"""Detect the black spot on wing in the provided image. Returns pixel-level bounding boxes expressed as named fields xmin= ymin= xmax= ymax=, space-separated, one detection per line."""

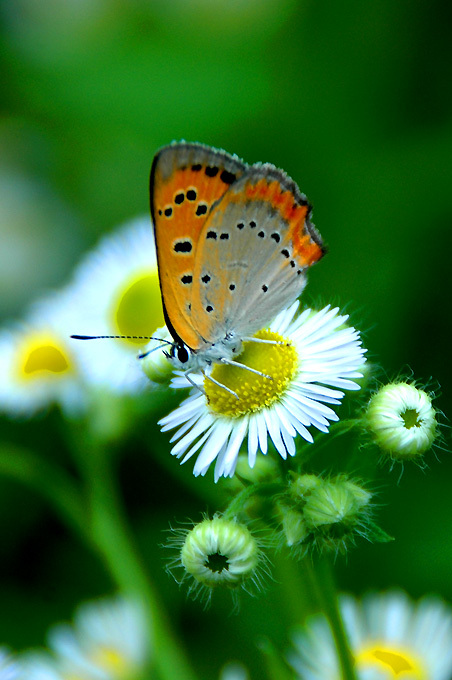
xmin=220 ymin=169 xmax=236 ymax=184
xmin=196 ymin=203 xmax=208 ymax=216
xmin=174 ymin=240 xmax=193 ymax=253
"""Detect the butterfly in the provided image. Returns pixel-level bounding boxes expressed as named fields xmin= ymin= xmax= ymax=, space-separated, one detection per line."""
xmin=149 ymin=142 xmax=325 ymax=391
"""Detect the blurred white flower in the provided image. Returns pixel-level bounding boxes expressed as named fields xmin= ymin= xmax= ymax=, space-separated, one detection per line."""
xmin=23 ymin=595 xmax=151 ymax=680
xmin=289 ymin=591 xmax=452 ymax=680
xmin=68 ymin=216 xmax=165 ymax=394
xmin=0 ymin=289 xmax=86 ymax=418
xmin=219 ymin=661 xmax=249 ymax=680
xmin=0 ymin=648 xmax=22 ymax=680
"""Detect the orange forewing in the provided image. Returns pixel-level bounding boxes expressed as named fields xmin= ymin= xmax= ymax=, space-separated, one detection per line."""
xmin=150 ymin=145 xmax=247 ymax=349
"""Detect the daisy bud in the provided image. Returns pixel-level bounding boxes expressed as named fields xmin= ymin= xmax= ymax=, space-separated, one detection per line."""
xmin=140 ymin=326 xmax=174 ymax=384
xmin=285 ymin=475 xmax=372 ymax=553
xmin=278 ymin=504 xmax=308 ymax=547
xmin=365 ymin=382 xmax=437 ymax=462
xmin=234 ymin=454 xmax=280 ymax=484
xmin=169 ymin=517 xmax=266 ymax=600
xmin=289 ymin=473 xmax=321 ymax=500
xmin=303 ymin=477 xmax=370 ymax=531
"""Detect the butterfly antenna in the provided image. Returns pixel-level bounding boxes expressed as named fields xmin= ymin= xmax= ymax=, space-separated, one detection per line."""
xmin=71 ymin=334 xmax=173 ymax=345
xmin=138 ymin=344 xmax=171 ymax=360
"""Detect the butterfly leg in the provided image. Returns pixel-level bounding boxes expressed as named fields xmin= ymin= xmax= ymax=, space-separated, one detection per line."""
xmin=184 ymin=370 xmax=207 ymax=395
xmin=201 ymin=370 xmax=239 ymax=400
xmin=242 ymin=337 xmax=287 ymax=346
xmin=219 ymin=358 xmax=273 ymax=380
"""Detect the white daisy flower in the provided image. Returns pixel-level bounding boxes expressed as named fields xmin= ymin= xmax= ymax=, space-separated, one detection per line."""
xmin=0 ymin=289 xmax=86 ymax=418
xmin=68 ymin=216 xmax=165 ymax=393
xmin=289 ymin=591 xmax=452 ymax=680
xmin=160 ymin=303 xmax=366 ymax=481
xmin=23 ymin=595 xmax=150 ymax=680
xmin=0 ymin=649 xmax=22 ymax=680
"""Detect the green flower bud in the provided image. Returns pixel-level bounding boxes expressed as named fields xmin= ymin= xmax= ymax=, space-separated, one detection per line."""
xmin=304 ymin=480 xmax=365 ymax=529
xmin=284 ymin=475 xmax=373 ymax=554
xmin=366 ymin=382 xmax=437 ymax=462
xmin=168 ymin=517 xmax=266 ymax=601
xmin=289 ymin=473 xmax=321 ymax=501
xmin=140 ymin=327 xmax=174 ymax=384
xmin=235 ymin=454 xmax=280 ymax=483
xmin=278 ymin=505 xmax=309 ymax=547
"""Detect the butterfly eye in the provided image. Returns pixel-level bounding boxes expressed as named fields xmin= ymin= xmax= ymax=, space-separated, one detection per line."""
xmin=173 ymin=344 xmax=190 ymax=364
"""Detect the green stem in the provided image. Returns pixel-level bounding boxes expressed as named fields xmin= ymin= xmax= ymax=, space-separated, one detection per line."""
xmin=0 ymin=445 xmax=86 ymax=539
xmin=73 ymin=437 xmax=198 ymax=680
xmin=223 ymin=481 xmax=283 ymax=519
xmin=305 ymin=557 xmax=357 ymax=680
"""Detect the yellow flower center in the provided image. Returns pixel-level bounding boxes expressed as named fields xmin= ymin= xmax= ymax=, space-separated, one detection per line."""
xmin=62 ymin=647 xmax=132 ymax=680
xmin=91 ymin=646 xmax=131 ymax=677
xmin=402 ymin=408 xmax=422 ymax=429
xmin=111 ymin=270 xmax=164 ymax=346
xmin=16 ymin=333 xmax=72 ymax=381
xmin=206 ymin=330 xmax=297 ymax=417
xmin=357 ymin=643 xmax=425 ymax=678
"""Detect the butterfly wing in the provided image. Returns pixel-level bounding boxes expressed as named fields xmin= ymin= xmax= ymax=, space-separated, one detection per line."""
xmin=150 ymin=142 xmax=248 ymax=350
xmin=190 ymin=163 xmax=325 ymax=343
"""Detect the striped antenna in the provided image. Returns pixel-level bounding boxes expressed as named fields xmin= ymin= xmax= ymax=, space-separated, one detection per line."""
xmin=70 ymin=334 xmax=172 ymax=345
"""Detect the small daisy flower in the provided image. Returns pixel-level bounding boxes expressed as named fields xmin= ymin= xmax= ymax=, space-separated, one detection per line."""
xmin=0 ymin=649 xmax=22 ymax=680
xmin=289 ymin=591 xmax=452 ymax=680
xmin=68 ymin=216 xmax=165 ymax=393
xmin=160 ymin=303 xmax=366 ymax=481
xmin=0 ymin=291 xmax=86 ymax=418
xmin=22 ymin=595 xmax=150 ymax=680
xmin=167 ymin=516 xmax=267 ymax=602
xmin=365 ymin=382 xmax=437 ymax=463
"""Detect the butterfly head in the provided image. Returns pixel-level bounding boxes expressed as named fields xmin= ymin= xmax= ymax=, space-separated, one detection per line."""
xmin=165 ymin=332 xmax=244 ymax=373
xmin=165 ymin=341 xmax=192 ymax=369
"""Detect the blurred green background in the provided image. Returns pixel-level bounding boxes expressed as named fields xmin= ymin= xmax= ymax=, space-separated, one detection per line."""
xmin=1 ymin=1 xmax=451 ymax=677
